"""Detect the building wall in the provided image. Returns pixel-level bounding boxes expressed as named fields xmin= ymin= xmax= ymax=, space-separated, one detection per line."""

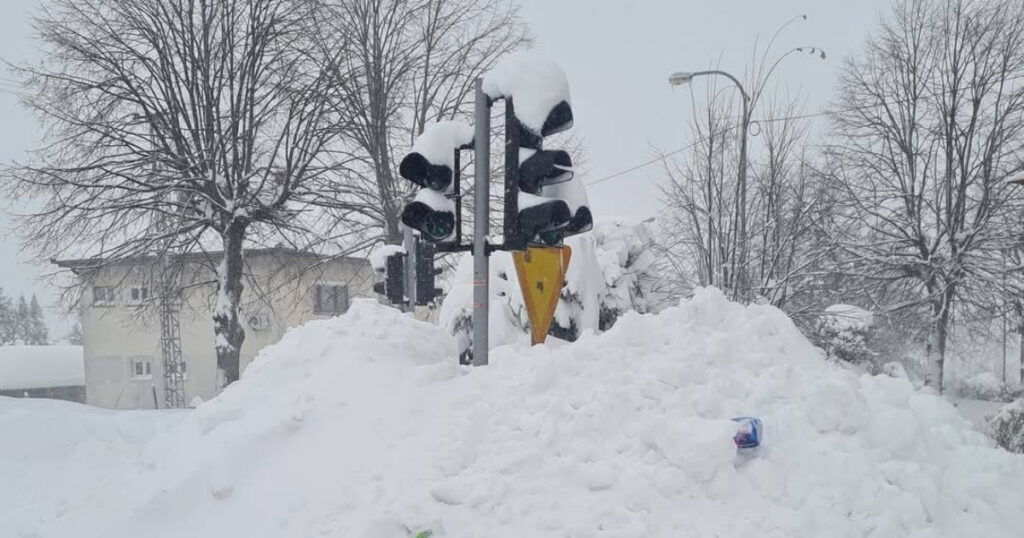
xmin=79 ymin=253 xmax=373 ymax=409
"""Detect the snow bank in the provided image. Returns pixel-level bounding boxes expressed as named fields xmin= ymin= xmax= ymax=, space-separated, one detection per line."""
xmin=0 ymin=398 xmax=183 ymax=533
xmin=5 ymin=291 xmax=1024 ymax=537
xmin=0 ymin=344 xmax=83 ymax=390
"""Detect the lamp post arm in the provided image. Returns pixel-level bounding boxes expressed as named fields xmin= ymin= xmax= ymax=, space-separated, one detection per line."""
xmin=687 ymin=70 xmax=750 ymax=104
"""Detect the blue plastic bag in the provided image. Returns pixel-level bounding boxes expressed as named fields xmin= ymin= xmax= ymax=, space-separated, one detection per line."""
xmin=731 ymin=416 xmax=763 ymax=449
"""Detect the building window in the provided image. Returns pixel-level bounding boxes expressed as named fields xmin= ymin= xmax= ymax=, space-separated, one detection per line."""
xmin=128 ymin=286 xmax=149 ymax=305
xmin=313 ymin=283 xmax=349 ymax=315
xmin=92 ymin=286 xmax=117 ymax=306
xmin=130 ymin=359 xmax=152 ymax=380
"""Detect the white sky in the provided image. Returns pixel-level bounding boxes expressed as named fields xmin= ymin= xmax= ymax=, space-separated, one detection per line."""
xmin=0 ymin=0 xmax=894 ymax=332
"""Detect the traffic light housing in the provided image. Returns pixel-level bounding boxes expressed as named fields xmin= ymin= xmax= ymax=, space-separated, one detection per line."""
xmin=401 ymin=189 xmax=455 ymax=242
xmin=414 ymin=241 xmax=443 ymax=306
xmin=399 ymin=121 xmax=473 ymax=244
xmin=504 ymin=96 xmax=592 ymax=248
xmin=372 ymin=252 xmax=405 ymax=305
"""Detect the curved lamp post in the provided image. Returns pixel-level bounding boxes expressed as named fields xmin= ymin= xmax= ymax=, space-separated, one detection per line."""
xmin=668 ymin=70 xmax=750 ymax=299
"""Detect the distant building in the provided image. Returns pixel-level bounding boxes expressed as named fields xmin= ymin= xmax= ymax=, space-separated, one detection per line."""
xmin=53 ymin=247 xmax=373 ymax=409
xmin=0 ymin=345 xmax=85 ymax=403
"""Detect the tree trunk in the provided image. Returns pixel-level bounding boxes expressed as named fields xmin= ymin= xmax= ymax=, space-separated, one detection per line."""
xmin=925 ymin=289 xmax=953 ymax=393
xmin=213 ymin=222 xmax=247 ymax=387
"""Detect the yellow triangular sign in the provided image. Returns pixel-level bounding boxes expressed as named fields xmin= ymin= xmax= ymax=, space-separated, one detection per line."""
xmin=512 ymin=245 xmax=572 ymax=345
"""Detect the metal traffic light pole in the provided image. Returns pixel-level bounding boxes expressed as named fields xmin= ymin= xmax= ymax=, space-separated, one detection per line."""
xmin=471 ymin=78 xmax=490 ymax=366
xmin=402 ymin=225 xmax=417 ymax=313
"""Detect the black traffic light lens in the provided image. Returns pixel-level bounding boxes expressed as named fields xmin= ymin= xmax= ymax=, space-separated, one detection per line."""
xmin=519 ymin=150 xmax=574 ymax=194
xmin=566 ymin=206 xmax=592 ymax=235
xmin=402 ymin=201 xmax=454 ymax=242
xmin=518 ymin=198 xmax=570 ymax=241
xmin=399 ymin=152 xmax=453 ymax=191
xmin=425 ymin=212 xmax=455 ymax=240
xmin=541 ymin=101 xmax=574 ymax=137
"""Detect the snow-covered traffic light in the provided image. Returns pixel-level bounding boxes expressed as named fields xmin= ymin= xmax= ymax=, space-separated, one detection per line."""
xmin=484 ymin=54 xmax=592 ymax=248
xmin=371 ymin=248 xmax=405 ymax=306
xmin=399 ymin=121 xmax=474 ymax=243
xmin=414 ymin=241 xmax=443 ymax=305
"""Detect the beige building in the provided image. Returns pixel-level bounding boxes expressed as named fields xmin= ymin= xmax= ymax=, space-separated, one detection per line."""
xmin=54 ymin=247 xmax=374 ymax=409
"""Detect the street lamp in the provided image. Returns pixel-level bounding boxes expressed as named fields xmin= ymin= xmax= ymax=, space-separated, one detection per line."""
xmin=668 ymin=69 xmax=751 ymax=300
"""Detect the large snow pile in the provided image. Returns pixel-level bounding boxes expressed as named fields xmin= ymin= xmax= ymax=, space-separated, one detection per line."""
xmin=5 ymin=290 xmax=1024 ymax=537
xmin=0 ymin=344 xmax=83 ymax=390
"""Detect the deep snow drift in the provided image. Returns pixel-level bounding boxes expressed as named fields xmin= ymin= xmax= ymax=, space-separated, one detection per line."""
xmin=4 ymin=289 xmax=1024 ymax=537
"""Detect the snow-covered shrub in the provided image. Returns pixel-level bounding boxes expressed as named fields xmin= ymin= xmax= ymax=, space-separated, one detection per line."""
xmin=814 ymin=304 xmax=875 ymax=365
xmin=554 ymin=219 xmax=673 ymax=339
xmin=880 ymin=361 xmax=908 ymax=380
xmin=988 ymin=399 xmax=1024 ymax=453
xmin=951 ymin=372 xmax=1007 ymax=401
xmin=439 ymin=219 xmax=672 ymax=356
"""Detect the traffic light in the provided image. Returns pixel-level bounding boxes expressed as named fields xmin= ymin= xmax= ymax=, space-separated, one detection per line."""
xmin=372 ymin=252 xmax=405 ymax=305
xmin=399 ymin=121 xmax=473 ymax=243
xmin=414 ymin=241 xmax=443 ymax=305
xmin=502 ymin=88 xmax=591 ymax=247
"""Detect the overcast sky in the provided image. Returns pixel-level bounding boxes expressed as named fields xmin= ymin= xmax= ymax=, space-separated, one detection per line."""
xmin=0 ymin=0 xmax=894 ymax=332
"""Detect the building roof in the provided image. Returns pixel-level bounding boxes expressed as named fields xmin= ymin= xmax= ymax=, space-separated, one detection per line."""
xmin=0 ymin=345 xmax=85 ymax=390
xmin=51 ymin=246 xmax=367 ymax=273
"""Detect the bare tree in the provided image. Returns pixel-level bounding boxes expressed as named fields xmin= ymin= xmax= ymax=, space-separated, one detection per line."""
xmin=7 ymin=0 xmax=346 ymax=386
xmin=317 ymin=0 xmax=530 ymax=245
xmin=660 ymin=86 xmax=832 ymax=317
xmin=826 ymin=0 xmax=1024 ymax=391
xmin=661 ymin=87 xmax=741 ymax=292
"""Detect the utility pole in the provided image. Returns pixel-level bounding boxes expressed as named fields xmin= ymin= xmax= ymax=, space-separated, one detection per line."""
xmin=402 ymin=225 xmax=417 ymax=313
xmin=142 ymin=110 xmax=186 ymax=409
xmin=158 ymin=248 xmax=186 ymax=409
xmin=471 ymin=79 xmax=490 ymax=366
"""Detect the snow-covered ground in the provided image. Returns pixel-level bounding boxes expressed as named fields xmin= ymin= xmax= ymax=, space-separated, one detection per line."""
xmin=4 ymin=288 xmax=1024 ymax=537
xmin=953 ymin=398 xmax=1005 ymax=432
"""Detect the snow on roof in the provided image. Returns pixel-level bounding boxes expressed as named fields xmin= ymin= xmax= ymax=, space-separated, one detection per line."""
xmin=0 ymin=345 xmax=84 ymax=390
xmin=483 ymin=51 xmax=571 ymax=136
xmin=411 ymin=121 xmax=473 ymax=170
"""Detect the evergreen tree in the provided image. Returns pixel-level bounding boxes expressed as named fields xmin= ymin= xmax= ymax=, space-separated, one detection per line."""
xmin=28 ymin=295 xmax=48 ymax=345
xmin=67 ymin=322 xmax=83 ymax=346
xmin=0 ymin=288 xmax=13 ymax=344
xmin=15 ymin=295 xmax=28 ymax=344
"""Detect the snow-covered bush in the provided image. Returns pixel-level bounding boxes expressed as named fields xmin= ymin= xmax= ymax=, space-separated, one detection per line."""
xmin=439 ymin=219 xmax=672 ymax=357
xmin=988 ymin=399 xmax=1024 ymax=453
xmin=814 ymin=304 xmax=875 ymax=365
xmin=951 ymin=372 xmax=1007 ymax=401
